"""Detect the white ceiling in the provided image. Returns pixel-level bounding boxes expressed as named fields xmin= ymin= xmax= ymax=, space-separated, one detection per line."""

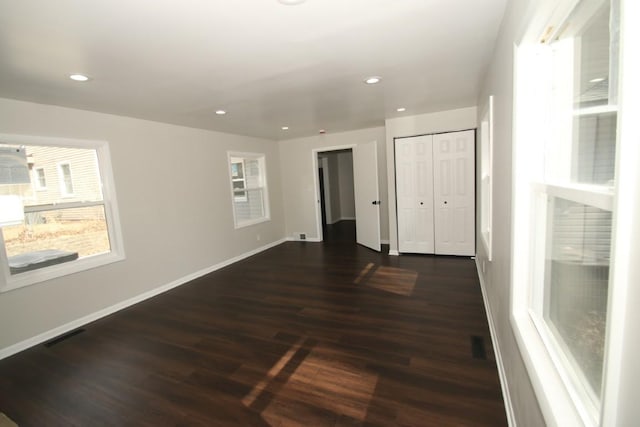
xmin=0 ymin=0 xmax=507 ymax=140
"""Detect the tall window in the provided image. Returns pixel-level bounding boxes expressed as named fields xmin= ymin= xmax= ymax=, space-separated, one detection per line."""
xmin=0 ymin=135 xmax=124 ymax=291
xmin=512 ymin=0 xmax=621 ymax=424
xmin=34 ymin=168 xmax=46 ymax=190
xmin=228 ymin=152 xmax=269 ymax=228
xmin=58 ymin=162 xmax=74 ymax=196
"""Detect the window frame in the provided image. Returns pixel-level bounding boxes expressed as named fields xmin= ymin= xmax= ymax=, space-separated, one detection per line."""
xmin=510 ymin=0 xmax=631 ymax=425
xmin=227 ymin=151 xmax=270 ymax=229
xmin=0 ymin=134 xmax=125 ymax=292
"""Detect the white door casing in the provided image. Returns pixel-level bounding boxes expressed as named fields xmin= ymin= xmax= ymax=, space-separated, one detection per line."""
xmin=395 ymin=135 xmax=435 ymax=253
xmin=353 ymin=141 xmax=381 ymax=251
xmin=432 ymin=130 xmax=475 ymax=256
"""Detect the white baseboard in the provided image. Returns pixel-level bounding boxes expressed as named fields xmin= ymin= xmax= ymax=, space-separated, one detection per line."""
xmin=475 ymin=259 xmax=517 ymax=427
xmin=388 ymin=249 xmax=399 ymax=256
xmin=0 ymin=238 xmax=287 ymax=361
xmin=339 ymin=216 xmax=356 ymax=221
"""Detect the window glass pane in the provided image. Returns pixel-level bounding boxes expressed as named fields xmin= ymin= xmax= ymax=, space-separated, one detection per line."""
xmin=543 ymin=197 xmax=611 ymax=397
xmin=3 ymin=205 xmax=111 ymax=275
xmin=574 ymin=3 xmax=613 ymax=109
xmin=548 ymin=1 xmax=618 ymax=186
xmin=575 ymin=112 xmax=617 ymax=185
xmin=233 ymin=188 xmax=264 ymax=223
xmin=0 ymin=145 xmax=103 ymax=205
xmin=231 ymin=161 xmax=244 ymax=179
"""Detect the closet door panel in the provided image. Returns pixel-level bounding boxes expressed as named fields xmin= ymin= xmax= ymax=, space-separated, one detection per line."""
xmin=433 ymin=130 xmax=475 ymax=256
xmin=396 ymin=135 xmax=434 ymax=253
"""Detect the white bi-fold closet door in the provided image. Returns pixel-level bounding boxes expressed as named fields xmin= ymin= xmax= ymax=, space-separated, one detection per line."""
xmin=395 ymin=130 xmax=475 ymax=256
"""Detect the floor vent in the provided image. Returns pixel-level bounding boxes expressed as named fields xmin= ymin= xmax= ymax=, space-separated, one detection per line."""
xmin=44 ymin=328 xmax=86 ymax=348
xmin=299 ymin=233 xmax=306 ymax=240
xmin=470 ymin=335 xmax=487 ymax=360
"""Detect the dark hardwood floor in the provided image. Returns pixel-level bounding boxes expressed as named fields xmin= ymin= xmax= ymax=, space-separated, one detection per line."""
xmin=0 ymin=221 xmax=507 ymax=426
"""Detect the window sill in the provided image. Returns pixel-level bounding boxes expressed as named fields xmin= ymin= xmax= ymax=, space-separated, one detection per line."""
xmin=234 ymin=217 xmax=270 ymax=229
xmin=1 ymin=251 xmax=125 ymax=293
xmin=511 ymin=309 xmax=596 ymax=427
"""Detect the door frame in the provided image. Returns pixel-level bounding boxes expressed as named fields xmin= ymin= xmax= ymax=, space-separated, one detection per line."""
xmin=312 ymin=144 xmax=356 ymax=242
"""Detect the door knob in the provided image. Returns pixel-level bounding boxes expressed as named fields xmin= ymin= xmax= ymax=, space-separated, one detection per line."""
xmin=420 ymin=202 xmax=424 ymax=205
xmin=444 ymin=201 xmax=448 ymax=204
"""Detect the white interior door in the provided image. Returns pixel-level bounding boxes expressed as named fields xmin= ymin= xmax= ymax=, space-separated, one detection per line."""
xmin=396 ymin=135 xmax=435 ymax=253
xmin=433 ymin=130 xmax=475 ymax=256
xmin=353 ymin=141 xmax=381 ymax=251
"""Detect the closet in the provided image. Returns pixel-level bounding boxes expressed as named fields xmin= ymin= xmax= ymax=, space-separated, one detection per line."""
xmin=395 ymin=129 xmax=475 ymax=256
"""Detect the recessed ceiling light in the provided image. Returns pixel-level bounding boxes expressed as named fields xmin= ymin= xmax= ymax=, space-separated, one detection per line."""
xmin=397 ymin=107 xmax=406 ymax=112
xmin=278 ymin=0 xmax=306 ymax=4
xmin=364 ymin=76 xmax=381 ymax=85
xmin=281 ymin=126 xmax=289 ymax=130
xmin=69 ymin=74 xmax=90 ymax=82
xmin=589 ymin=77 xmax=605 ymax=83
xmin=215 ymin=110 xmax=227 ymax=115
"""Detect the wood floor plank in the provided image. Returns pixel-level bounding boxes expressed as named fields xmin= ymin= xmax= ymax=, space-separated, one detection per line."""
xmin=0 ymin=221 xmax=507 ymax=426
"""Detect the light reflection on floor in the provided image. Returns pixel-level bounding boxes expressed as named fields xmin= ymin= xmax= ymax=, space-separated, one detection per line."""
xmin=242 ymin=340 xmax=379 ymax=424
xmin=355 ymin=263 xmax=419 ymax=296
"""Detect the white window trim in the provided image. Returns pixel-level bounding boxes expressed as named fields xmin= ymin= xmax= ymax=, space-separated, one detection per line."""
xmin=480 ymin=95 xmax=494 ymax=261
xmin=227 ymin=151 xmax=270 ymax=229
xmin=33 ymin=167 xmax=47 ymax=191
xmin=511 ymin=39 xmax=598 ymax=426
xmin=0 ymin=134 xmax=125 ymax=293
xmin=57 ymin=162 xmax=75 ymax=197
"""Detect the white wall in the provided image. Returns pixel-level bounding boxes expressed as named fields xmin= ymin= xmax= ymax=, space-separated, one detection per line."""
xmin=0 ymin=97 xmax=285 ymax=352
xmin=326 ymin=154 xmax=342 ymax=223
xmin=385 ymin=107 xmax=477 ymax=253
xmin=337 ymin=151 xmax=355 ymax=220
xmin=474 ymin=0 xmax=546 ymax=425
xmin=279 ymin=127 xmax=387 ymax=241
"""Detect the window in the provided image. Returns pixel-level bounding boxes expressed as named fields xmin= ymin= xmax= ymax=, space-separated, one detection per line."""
xmin=480 ymin=95 xmax=494 ymax=260
xmin=58 ymin=163 xmax=74 ymax=195
xmin=0 ymin=135 xmax=124 ymax=292
xmin=58 ymin=162 xmax=74 ymax=196
xmin=34 ymin=167 xmax=46 ymax=190
xmin=512 ymin=0 xmax=623 ymax=424
xmin=228 ymin=152 xmax=269 ymax=228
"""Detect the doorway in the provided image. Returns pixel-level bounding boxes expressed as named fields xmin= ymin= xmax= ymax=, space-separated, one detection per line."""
xmin=313 ymin=142 xmax=381 ymax=251
xmin=317 ymin=149 xmax=356 ymax=242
